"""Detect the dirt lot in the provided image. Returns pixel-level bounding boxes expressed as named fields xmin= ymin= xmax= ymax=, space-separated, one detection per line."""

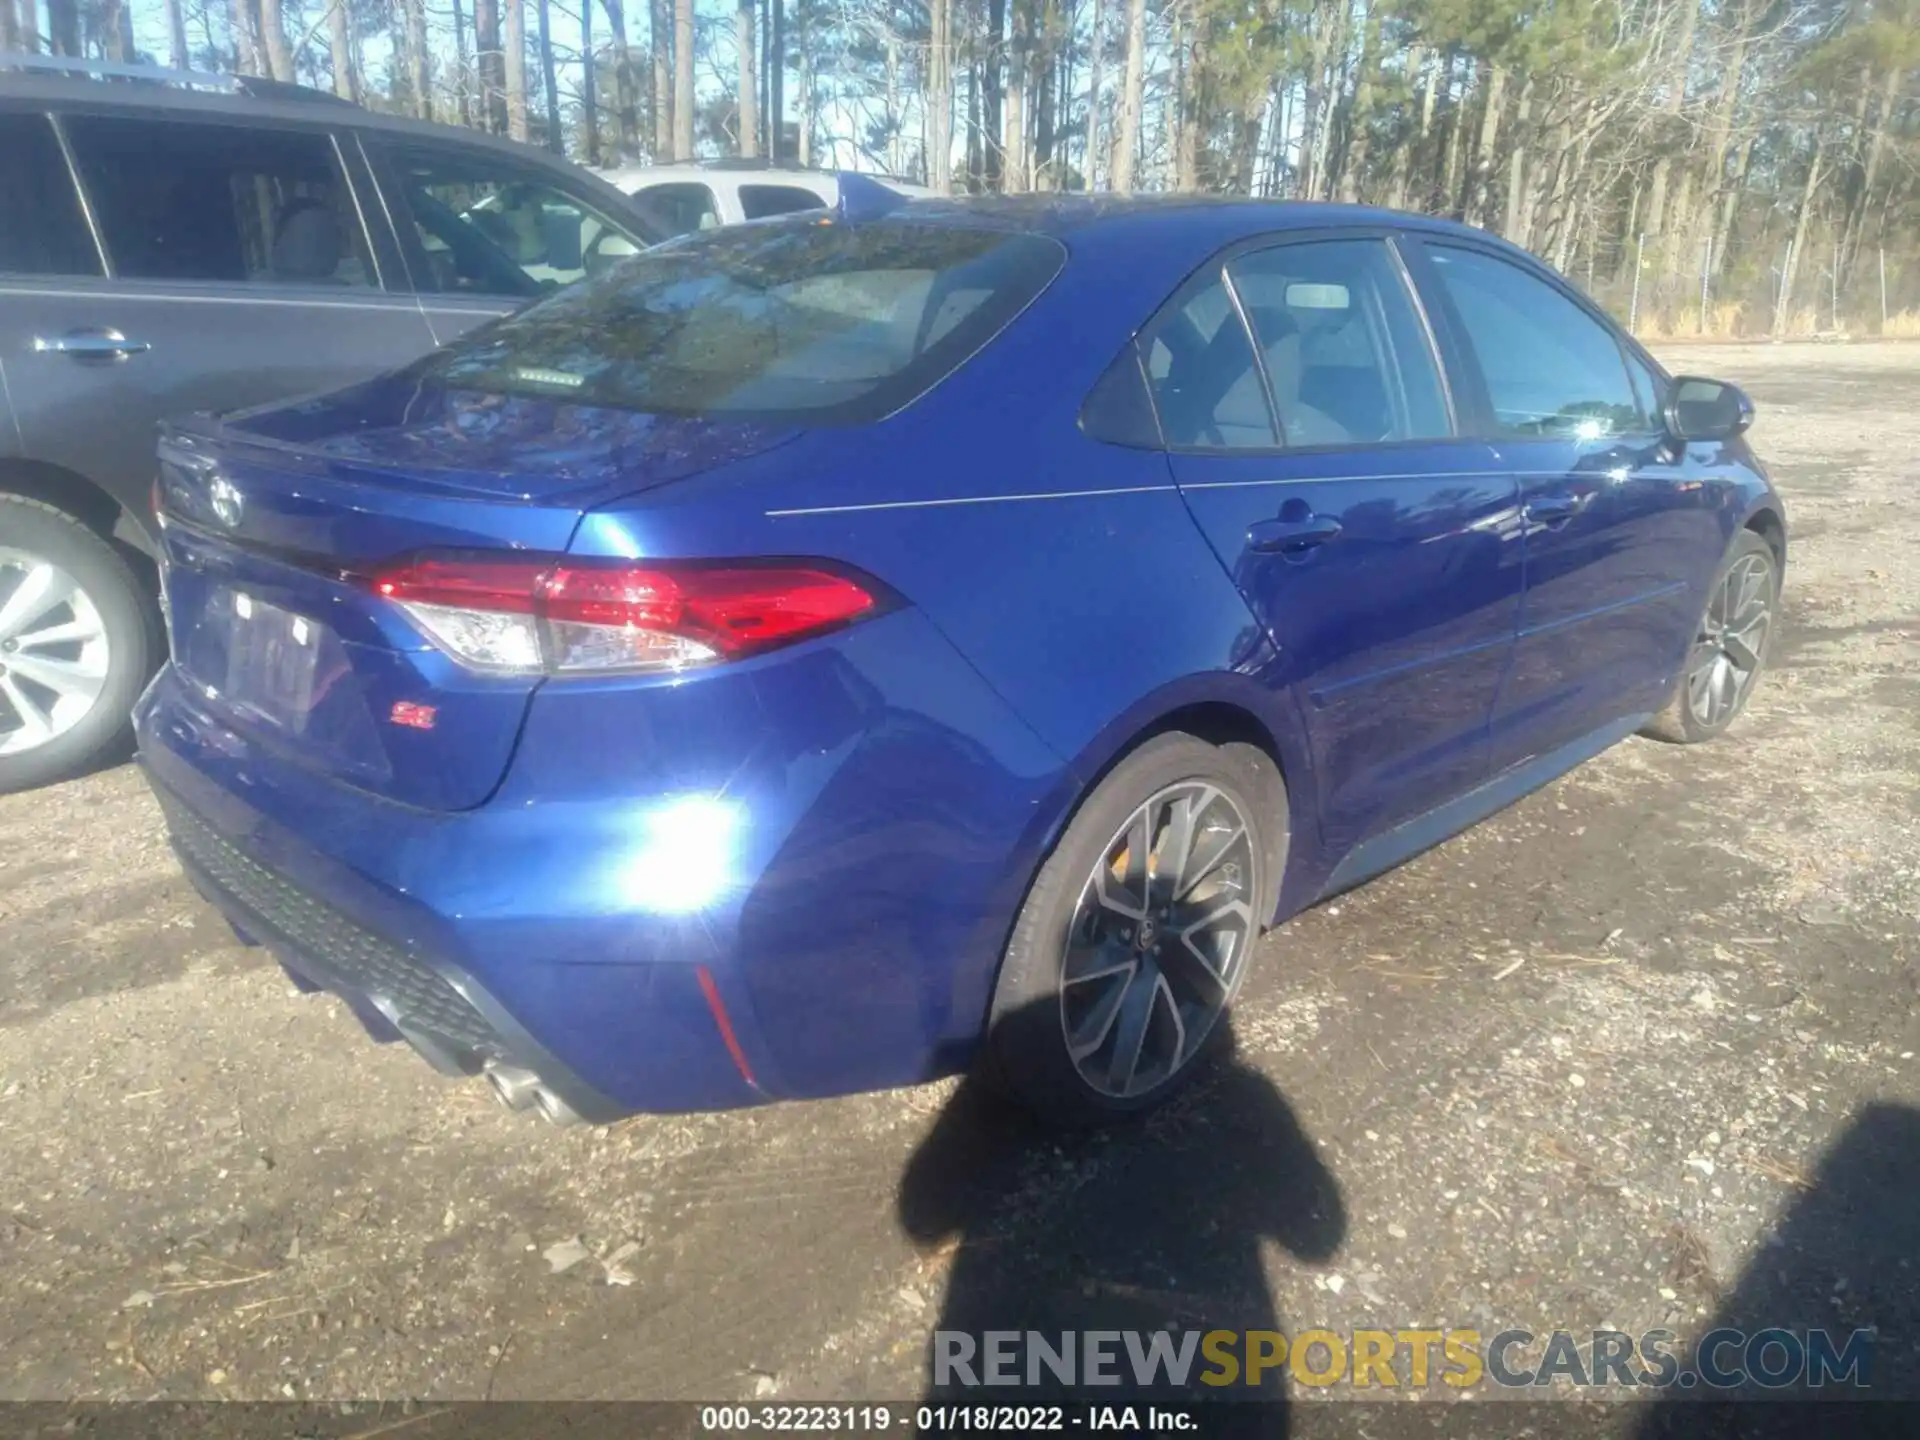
xmin=2 ymin=342 xmax=1916 ymax=1415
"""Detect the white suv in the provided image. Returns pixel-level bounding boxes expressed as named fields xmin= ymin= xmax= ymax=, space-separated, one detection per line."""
xmin=599 ymin=160 xmax=934 ymax=237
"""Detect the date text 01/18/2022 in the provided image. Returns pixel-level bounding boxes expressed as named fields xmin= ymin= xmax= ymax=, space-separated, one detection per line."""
xmin=699 ymin=1405 xmax=1199 ymax=1431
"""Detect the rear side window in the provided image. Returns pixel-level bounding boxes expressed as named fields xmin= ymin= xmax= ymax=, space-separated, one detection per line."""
xmin=61 ymin=116 xmax=372 ymax=287
xmin=740 ymin=184 xmax=828 ymax=220
xmin=1140 ymin=274 xmax=1276 ymax=449
xmin=414 ymin=220 xmax=1065 ymax=422
xmin=1228 ymin=239 xmax=1450 ymax=445
xmin=639 ymin=181 xmax=721 ymax=236
xmin=0 ymin=113 xmax=100 ymax=277
xmin=1426 ymin=244 xmax=1641 ymax=440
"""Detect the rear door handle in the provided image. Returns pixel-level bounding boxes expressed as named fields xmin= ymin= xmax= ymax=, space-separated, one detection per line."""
xmin=1248 ymin=514 xmax=1343 ymax=553
xmin=1525 ymin=492 xmax=1579 ymax=528
xmin=32 ymin=328 xmax=151 ymax=361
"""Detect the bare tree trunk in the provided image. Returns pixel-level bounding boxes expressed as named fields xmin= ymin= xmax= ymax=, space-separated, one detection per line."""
xmin=163 ymin=0 xmax=191 ymax=68
xmin=736 ymin=0 xmax=759 ymax=155
xmin=1438 ymin=53 xmax=1466 ymax=214
xmin=538 ymin=0 xmax=560 ymax=147
xmin=1464 ymin=63 xmax=1505 ymax=228
xmin=1776 ymin=131 xmax=1826 ymax=335
xmin=581 ymin=0 xmax=599 ymax=159
xmin=1386 ymin=44 xmax=1430 ymax=210
xmin=1644 ymin=0 xmax=1698 ymax=254
xmin=328 ymin=0 xmax=358 ymax=101
xmin=474 ymin=0 xmax=505 ymax=131
xmin=1109 ymin=0 xmax=1145 ymax=194
xmin=46 ymin=0 xmax=79 ymax=55
xmin=503 ymin=0 xmax=528 ymax=140
xmin=505 ymin=0 xmax=531 ymax=142
xmin=984 ymin=0 xmax=1005 ymax=187
xmin=648 ymin=0 xmax=670 ymax=159
xmin=1502 ymin=76 xmax=1533 ymax=243
xmin=404 ymin=0 xmax=432 ymax=118
xmin=1034 ymin=0 xmax=1057 ymax=188
xmin=450 ymin=0 xmax=472 ymax=122
xmin=927 ymin=0 xmax=952 ymax=189
xmin=1173 ymin=5 xmax=1197 ymax=191
xmin=671 ymin=0 xmax=693 ymax=159
xmin=257 ymin=0 xmax=293 ymax=80
xmin=0 ymin=0 xmax=17 ymax=55
xmin=1081 ymin=0 xmax=1103 ymax=189
xmin=599 ymin=0 xmax=638 ymax=159
xmin=1339 ymin=3 xmax=1382 ymax=204
xmin=967 ymin=43 xmax=982 ymax=189
xmin=1004 ymin=0 xmax=1030 ymax=191
xmin=14 ymin=0 xmax=40 ymax=52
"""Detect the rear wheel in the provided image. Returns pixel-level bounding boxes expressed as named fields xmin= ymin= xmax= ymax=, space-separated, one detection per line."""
xmin=1644 ymin=528 xmax=1778 ymax=745
xmin=985 ymin=733 xmax=1284 ymax=1127
xmin=0 ymin=496 xmax=158 ymax=793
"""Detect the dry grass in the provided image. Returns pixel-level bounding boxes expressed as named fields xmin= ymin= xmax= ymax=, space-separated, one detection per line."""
xmin=1881 ymin=308 xmax=1920 ymax=339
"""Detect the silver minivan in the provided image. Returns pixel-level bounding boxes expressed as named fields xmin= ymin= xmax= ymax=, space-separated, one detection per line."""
xmin=0 ymin=56 xmax=666 ymax=791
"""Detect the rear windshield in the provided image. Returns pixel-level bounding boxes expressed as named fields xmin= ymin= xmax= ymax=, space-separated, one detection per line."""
xmin=415 ymin=219 xmax=1065 ymax=422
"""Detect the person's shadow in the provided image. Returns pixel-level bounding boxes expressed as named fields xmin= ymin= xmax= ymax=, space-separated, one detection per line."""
xmin=1639 ymin=1102 xmax=1920 ymax=1439
xmin=897 ymin=1011 xmax=1343 ymax=1426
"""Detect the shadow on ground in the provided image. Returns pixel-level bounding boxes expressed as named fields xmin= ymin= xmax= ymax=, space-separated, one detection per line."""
xmin=897 ymin=1013 xmax=1344 ymax=1428
xmin=1640 ymin=1102 xmax=1920 ymax=1438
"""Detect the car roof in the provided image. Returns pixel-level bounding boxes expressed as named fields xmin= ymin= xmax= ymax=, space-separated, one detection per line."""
xmin=0 ymin=69 xmax=669 ymax=238
xmin=600 ymin=163 xmax=933 ymax=196
xmin=883 ymin=192 xmax=1501 ymax=247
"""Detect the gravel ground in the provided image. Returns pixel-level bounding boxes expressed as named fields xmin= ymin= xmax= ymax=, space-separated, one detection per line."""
xmin=1 ymin=342 xmax=1915 ymax=1417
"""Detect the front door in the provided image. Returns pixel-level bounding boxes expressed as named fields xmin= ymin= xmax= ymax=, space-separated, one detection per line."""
xmin=1150 ymin=234 xmax=1524 ymax=856
xmin=1 ymin=109 xmax=437 ymax=534
xmin=1414 ymin=241 xmax=1707 ymax=770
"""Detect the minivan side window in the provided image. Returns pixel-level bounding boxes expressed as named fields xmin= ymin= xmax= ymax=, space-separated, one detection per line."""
xmin=1426 ymin=244 xmax=1641 ymax=440
xmin=61 ymin=116 xmax=373 ymax=287
xmin=0 ymin=113 xmax=101 ymax=277
xmin=1228 ymin=238 xmax=1450 ymax=446
xmin=739 ymin=184 xmax=827 ymax=220
xmin=389 ymin=144 xmax=646 ymax=297
xmin=638 ymin=182 xmax=722 ymax=237
xmin=1140 ymin=274 xmax=1276 ymax=450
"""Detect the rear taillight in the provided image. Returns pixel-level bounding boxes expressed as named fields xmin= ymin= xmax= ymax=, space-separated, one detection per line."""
xmin=367 ymin=552 xmax=881 ymax=675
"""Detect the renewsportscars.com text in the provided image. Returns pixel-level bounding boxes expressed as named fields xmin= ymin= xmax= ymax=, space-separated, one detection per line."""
xmin=932 ymin=1327 xmax=1873 ymax=1391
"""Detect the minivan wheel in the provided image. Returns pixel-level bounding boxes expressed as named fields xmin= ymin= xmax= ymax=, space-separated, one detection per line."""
xmin=0 ymin=496 xmax=158 ymax=793
xmin=1643 ymin=529 xmax=1778 ymax=745
xmin=985 ymin=733 xmax=1284 ymax=1127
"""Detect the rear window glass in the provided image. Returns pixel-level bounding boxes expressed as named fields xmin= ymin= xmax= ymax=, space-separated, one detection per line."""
xmin=414 ymin=219 xmax=1065 ymax=422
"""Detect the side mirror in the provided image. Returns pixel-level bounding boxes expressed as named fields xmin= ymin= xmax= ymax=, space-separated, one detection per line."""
xmin=1663 ymin=375 xmax=1755 ymax=443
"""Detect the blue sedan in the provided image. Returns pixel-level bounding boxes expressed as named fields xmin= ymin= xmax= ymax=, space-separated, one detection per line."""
xmin=139 ymin=190 xmax=1785 ymax=1126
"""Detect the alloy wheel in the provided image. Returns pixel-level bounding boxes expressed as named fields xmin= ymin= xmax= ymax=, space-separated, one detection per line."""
xmin=1059 ymin=781 xmax=1257 ymax=1100
xmin=1685 ymin=550 xmax=1774 ymax=729
xmin=0 ymin=548 xmax=113 ymax=757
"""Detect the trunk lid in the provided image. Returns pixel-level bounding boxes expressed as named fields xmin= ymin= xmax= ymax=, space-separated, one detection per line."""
xmin=156 ymin=377 xmax=799 ymax=811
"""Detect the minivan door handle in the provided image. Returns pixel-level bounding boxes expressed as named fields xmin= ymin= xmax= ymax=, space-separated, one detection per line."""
xmin=32 ymin=328 xmax=151 ymax=362
xmin=1247 ymin=514 xmax=1343 ymax=554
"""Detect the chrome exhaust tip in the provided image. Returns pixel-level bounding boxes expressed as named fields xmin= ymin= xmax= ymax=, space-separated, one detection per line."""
xmin=484 ymin=1062 xmax=541 ymax=1112
xmin=533 ymin=1086 xmax=584 ymax=1127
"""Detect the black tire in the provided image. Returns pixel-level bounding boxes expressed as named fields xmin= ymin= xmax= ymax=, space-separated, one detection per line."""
xmin=984 ymin=732 xmax=1286 ymax=1127
xmin=0 ymin=495 xmax=160 ymax=794
xmin=1643 ymin=528 xmax=1779 ymax=745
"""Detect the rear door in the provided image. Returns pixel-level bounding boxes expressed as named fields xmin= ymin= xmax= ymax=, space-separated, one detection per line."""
xmin=0 ymin=106 xmax=435 ymax=532
xmin=364 ymin=137 xmax=654 ymax=345
xmin=1154 ymin=232 xmax=1523 ymax=855
xmin=0 ymin=109 xmax=106 ymax=465
xmin=1410 ymin=239 xmax=1707 ymax=770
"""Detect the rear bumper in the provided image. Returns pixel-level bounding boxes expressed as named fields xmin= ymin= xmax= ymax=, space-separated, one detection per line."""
xmin=140 ymin=668 xmax=775 ymax=1116
xmin=135 ymin=606 xmax=1068 ymax=1118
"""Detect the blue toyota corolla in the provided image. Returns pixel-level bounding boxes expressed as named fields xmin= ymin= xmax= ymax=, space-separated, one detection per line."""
xmin=138 ymin=190 xmax=1784 ymax=1126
